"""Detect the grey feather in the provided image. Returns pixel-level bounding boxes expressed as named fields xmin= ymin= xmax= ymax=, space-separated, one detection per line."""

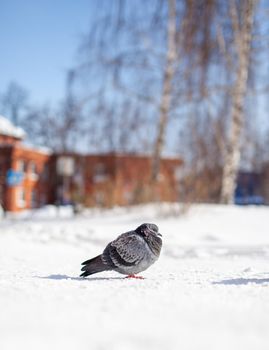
xmin=80 ymin=255 xmax=111 ymax=277
xmin=80 ymin=223 xmax=162 ymax=277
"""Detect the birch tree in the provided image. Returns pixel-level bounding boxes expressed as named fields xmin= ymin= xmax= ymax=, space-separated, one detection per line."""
xmin=151 ymin=0 xmax=177 ymax=184
xmin=220 ymin=0 xmax=257 ymax=204
xmin=76 ymin=0 xmax=216 ymax=175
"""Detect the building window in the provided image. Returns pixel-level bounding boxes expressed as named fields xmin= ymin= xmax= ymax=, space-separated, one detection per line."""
xmin=157 ymin=173 xmax=165 ymax=182
xmin=17 ymin=187 xmax=26 ymax=208
xmin=28 ymin=161 xmax=38 ymax=180
xmin=29 ymin=161 xmax=37 ymax=174
xmin=93 ymin=163 xmax=107 ymax=183
xmin=95 ymin=191 xmax=105 ymax=206
xmin=30 ymin=190 xmax=37 ymax=208
xmin=17 ymin=160 xmax=27 ymax=173
xmin=41 ymin=164 xmax=49 ymax=181
xmin=40 ymin=193 xmax=47 ymax=206
xmin=174 ymin=166 xmax=182 ymax=181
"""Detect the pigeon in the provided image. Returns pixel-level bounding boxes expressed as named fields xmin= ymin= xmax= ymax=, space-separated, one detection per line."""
xmin=80 ymin=223 xmax=162 ymax=279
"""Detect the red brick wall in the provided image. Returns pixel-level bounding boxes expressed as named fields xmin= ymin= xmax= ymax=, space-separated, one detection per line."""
xmin=77 ymin=154 xmax=181 ymax=207
xmin=48 ymin=153 xmax=182 ymax=208
xmin=1 ymin=147 xmax=182 ymax=211
xmin=113 ymin=155 xmax=182 ymax=205
xmin=1 ymin=145 xmax=51 ymax=212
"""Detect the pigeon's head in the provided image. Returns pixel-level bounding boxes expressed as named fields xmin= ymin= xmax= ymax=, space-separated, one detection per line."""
xmin=135 ymin=223 xmax=162 ymax=238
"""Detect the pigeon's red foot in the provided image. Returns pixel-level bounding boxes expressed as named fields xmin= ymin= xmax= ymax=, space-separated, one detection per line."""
xmin=125 ymin=274 xmax=145 ymax=279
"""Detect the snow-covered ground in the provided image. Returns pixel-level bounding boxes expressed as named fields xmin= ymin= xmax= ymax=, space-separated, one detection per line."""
xmin=0 ymin=204 xmax=269 ymax=350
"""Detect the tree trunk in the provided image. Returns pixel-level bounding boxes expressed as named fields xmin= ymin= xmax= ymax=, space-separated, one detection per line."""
xmin=150 ymin=0 xmax=177 ymax=188
xmin=220 ymin=0 xmax=256 ymax=204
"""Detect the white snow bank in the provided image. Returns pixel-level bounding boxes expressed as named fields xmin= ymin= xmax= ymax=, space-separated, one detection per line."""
xmin=0 ymin=115 xmax=25 ymax=138
xmin=0 ymin=204 xmax=268 ymax=350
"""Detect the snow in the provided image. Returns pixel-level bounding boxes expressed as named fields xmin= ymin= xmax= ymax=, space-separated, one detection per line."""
xmin=0 ymin=115 xmax=25 ymax=139
xmin=21 ymin=142 xmax=52 ymax=155
xmin=0 ymin=204 xmax=269 ymax=350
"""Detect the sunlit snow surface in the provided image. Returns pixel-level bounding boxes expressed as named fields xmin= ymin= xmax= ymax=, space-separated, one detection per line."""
xmin=0 ymin=204 xmax=269 ymax=350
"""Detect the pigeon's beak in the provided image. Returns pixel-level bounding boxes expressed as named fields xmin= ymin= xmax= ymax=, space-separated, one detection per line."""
xmin=157 ymin=233 xmax=162 ymax=237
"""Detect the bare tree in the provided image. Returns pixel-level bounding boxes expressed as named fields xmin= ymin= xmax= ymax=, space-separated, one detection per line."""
xmin=76 ymin=0 xmax=218 ymax=169
xmin=221 ymin=0 xmax=257 ymax=204
xmin=21 ymin=69 xmax=88 ymax=152
xmin=75 ymin=1 xmax=169 ymax=157
xmin=151 ymin=0 xmax=177 ymax=184
xmin=0 ymin=82 xmax=28 ymax=125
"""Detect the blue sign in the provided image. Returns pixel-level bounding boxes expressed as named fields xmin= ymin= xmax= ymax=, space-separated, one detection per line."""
xmin=6 ymin=169 xmax=24 ymax=186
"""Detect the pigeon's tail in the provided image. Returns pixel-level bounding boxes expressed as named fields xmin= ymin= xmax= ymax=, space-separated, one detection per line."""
xmin=80 ymin=255 xmax=109 ymax=277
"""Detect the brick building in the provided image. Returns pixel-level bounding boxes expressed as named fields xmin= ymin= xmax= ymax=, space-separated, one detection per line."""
xmin=0 ymin=116 xmax=182 ymax=212
xmin=0 ymin=116 xmax=52 ymax=212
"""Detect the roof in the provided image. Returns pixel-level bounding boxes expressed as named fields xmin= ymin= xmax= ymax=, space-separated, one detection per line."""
xmin=0 ymin=115 xmax=26 ymax=139
xmin=21 ymin=142 xmax=52 ymax=155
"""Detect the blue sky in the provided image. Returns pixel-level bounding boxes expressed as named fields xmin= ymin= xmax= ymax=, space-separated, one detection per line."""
xmin=1 ymin=0 xmax=267 ymax=141
xmin=0 ymin=0 xmax=93 ymax=104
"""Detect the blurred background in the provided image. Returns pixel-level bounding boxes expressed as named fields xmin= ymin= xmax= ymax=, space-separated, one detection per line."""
xmin=1 ymin=3 xmax=269 ymax=350
xmin=1 ymin=0 xmax=269 ymax=213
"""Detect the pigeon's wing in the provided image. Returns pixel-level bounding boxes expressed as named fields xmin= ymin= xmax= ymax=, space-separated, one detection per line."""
xmin=102 ymin=232 xmax=145 ymax=268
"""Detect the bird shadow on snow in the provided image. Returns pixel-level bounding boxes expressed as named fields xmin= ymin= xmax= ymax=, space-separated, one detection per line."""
xmin=35 ymin=274 xmax=125 ymax=282
xmin=212 ymin=277 xmax=269 ymax=285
